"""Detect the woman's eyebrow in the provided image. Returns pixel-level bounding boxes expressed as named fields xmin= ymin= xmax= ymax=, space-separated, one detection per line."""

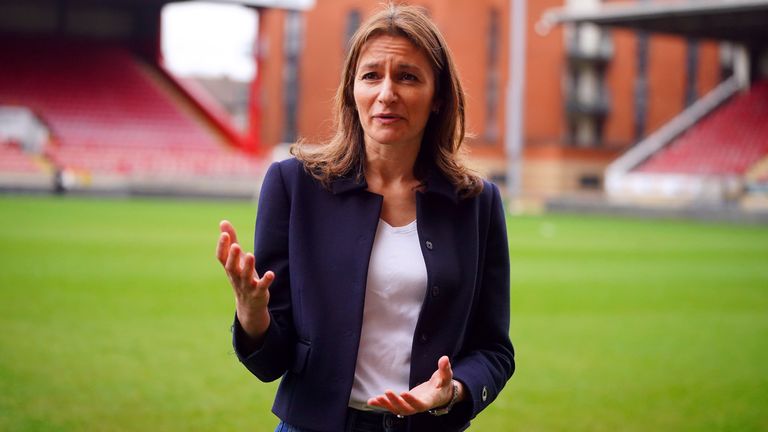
xmin=396 ymin=62 xmax=423 ymax=72
xmin=358 ymin=61 xmax=382 ymax=71
xmin=358 ymin=61 xmax=425 ymax=72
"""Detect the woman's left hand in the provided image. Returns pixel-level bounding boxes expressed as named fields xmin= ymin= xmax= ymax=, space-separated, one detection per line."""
xmin=367 ymin=355 xmax=462 ymax=416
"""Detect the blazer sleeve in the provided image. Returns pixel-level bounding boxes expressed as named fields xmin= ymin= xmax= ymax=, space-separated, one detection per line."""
xmin=448 ymin=182 xmax=515 ymax=425
xmin=231 ymin=161 xmax=296 ymax=382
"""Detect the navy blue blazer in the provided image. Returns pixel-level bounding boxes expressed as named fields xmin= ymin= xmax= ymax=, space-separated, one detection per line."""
xmin=232 ymin=157 xmax=514 ymax=431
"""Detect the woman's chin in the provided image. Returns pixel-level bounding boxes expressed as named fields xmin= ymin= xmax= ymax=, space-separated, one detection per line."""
xmin=366 ymin=133 xmax=419 ymax=148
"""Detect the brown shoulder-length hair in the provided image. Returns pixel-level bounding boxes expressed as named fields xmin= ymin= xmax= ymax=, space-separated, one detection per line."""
xmin=291 ymin=3 xmax=482 ymax=198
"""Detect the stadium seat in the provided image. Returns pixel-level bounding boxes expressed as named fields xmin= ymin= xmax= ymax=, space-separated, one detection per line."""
xmin=0 ymin=143 xmax=44 ymax=173
xmin=634 ymin=80 xmax=768 ymax=176
xmin=0 ymin=37 xmax=262 ymax=184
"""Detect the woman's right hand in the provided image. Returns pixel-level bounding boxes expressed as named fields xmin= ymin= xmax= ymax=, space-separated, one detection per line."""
xmin=216 ymin=220 xmax=274 ymax=342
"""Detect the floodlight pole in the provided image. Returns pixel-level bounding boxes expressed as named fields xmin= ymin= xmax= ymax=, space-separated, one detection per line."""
xmin=505 ymin=0 xmax=526 ymax=209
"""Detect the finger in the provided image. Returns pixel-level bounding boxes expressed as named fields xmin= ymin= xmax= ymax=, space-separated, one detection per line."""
xmin=367 ymin=395 xmax=398 ymax=414
xmin=243 ymin=253 xmax=256 ymax=282
xmin=225 ymin=243 xmax=243 ymax=277
xmin=438 ymin=355 xmax=451 ymax=372
xmin=436 ymin=355 xmax=452 ymax=386
xmin=366 ymin=396 xmax=385 ymax=409
xmin=219 ymin=220 xmax=239 ymax=245
xmin=216 ymin=232 xmax=231 ymax=266
xmin=256 ymin=270 xmax=275 ymax=291
xmin=384 ymin=390 xmax=416 ymax=415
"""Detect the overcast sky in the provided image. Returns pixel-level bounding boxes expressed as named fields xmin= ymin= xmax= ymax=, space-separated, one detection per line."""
xmin=162 ymin=2 xmax=258 ymax=81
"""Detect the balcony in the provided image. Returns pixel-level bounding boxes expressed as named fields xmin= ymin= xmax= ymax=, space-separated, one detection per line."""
xmin=566 ymin=91 xmax=611 ymax=117
xmin=566 ymin=26 xmax=614 ymax=66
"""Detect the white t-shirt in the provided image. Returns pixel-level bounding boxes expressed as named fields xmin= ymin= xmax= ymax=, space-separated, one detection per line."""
xmin=348 ymin=218 xmax=428 ymax=410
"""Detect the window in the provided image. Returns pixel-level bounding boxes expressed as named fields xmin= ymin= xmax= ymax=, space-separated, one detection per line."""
xmin=634 ymin=30 xmax=649 ymax=141
xmin=344 ymin=9 xmax=361 ymax=52
xmin=685 ymin=37 xmax=699 ymax=107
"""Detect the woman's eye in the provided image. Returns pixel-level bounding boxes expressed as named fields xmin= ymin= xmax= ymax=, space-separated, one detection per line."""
xmin=401 ymin=73 xmax=418 ymax=81
xmin=361 ymin=72 xmax=378 ymax=80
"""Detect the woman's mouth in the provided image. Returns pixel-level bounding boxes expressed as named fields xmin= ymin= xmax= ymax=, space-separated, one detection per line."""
xmin=373 ymin=113 xmax=403 ymax=124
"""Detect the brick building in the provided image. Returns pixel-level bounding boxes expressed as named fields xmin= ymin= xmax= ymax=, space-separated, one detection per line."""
xmin=255 ymin=0 xmax=722 ymax=199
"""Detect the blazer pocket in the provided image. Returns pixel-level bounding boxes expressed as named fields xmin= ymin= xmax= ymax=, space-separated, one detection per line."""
xmin=292 ymin=340 xmax=311 ymax=374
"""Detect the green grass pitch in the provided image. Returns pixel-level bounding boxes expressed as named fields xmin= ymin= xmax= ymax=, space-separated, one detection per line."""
xmin=0 ymin=195 xmax=766 ymax=431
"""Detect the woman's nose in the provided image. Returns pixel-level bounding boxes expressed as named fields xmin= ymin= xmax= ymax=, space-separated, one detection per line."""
xmin=377 ymin=77 xmax=397 ymax=104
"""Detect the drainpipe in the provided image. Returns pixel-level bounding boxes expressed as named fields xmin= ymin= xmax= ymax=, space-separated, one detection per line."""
xmin=506 ymin=0 xmax=526 ymax=208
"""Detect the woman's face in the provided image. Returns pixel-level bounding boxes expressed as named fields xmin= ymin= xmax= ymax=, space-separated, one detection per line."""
xmin=353 ymin=34 xmax=436 ymax=152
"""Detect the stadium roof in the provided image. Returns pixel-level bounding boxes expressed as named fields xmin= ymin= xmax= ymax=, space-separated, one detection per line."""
xmin=66 ymin=0 xmax=314 ymax=11
xmin=538 ymin=0 xmax=768 ymax=43
xmin=189 ymin=0 xmax=314 ymax=10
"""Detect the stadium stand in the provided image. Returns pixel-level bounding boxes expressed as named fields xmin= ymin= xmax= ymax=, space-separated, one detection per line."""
xmin=0 ymin=37 xmax=264 ymax=196
xmin=604 ymin=77 xmax=768 ymax=207
xmin=0 ymin=142 xmax=44 ymax=174
xmin=634 ymin=80 xmax=768 ymax=176
xmin=0 ymin=142 xmax=51 ymax=189
xmin=0 ymin=104 xmax=53 ymax=189
xmin=545 ymin=1 xmax=768 ymax=218
xmin=747 ymin=157 xmax=768 ymax=184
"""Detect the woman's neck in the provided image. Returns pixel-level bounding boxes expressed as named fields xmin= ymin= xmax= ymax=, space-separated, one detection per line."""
xmin=364 ymin=141 xmax=420 ymax=186
xmin=364 ymin=141 xmax=421 ymax=227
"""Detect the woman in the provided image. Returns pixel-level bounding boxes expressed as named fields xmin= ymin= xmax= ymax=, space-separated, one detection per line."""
xmin=217 ymin=4 xmax=514 ymax=431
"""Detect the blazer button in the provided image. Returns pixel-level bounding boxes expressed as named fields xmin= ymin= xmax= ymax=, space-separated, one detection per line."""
xmin=431 ymin=285 xmax=440 ymax=297
xmin=419 ymin=333 xmax=428 ymax=344
xmin=482 ymin=386 xmax=488 ymax=402
xmin=425 ymin=240 xmax=433 ymax=250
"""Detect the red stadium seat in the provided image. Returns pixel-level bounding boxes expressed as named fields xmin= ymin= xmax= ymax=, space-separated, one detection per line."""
xmin=0 ymin=38 xmax=262 ymax=182
xmin=0 ymin=144 xmax=44 ymax=173
xmin=634 ymin=80 xmax=768 ymax=176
